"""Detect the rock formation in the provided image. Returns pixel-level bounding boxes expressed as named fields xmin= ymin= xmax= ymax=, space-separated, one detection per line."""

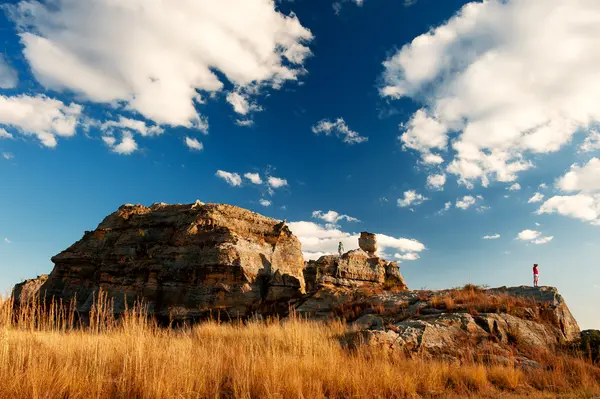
xmin=12 ymin=274 xmax=48 ymax=307
xmin=358 ymin=232 xmax=377 ymax=253
xmin=340 ymin=285 xmax=581 ymax=362
xmin=19 ymin=202 xmax=305 ymax=320
xmin=10 ymin=201 xmax=584 ymax=366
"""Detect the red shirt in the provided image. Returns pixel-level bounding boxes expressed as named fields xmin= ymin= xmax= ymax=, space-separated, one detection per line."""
xmin=533 ymin=266 xmax=539 ymax=275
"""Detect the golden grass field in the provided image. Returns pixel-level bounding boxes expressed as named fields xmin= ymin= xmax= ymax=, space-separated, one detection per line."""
xmin=0 ymin=293 xmax=599 ymax=399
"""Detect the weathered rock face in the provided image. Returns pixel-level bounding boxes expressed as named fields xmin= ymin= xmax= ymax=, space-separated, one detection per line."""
xmin=303 ymin=249 xmax=407 ymax=293
xmin=12 ymin=274 xmax=48 ymax=306
xmin=358 ymin=232 xmax=377 ymax=253
xmin=26 ymin=202 xmax=305 ymax=319
xmin=338 ymin=285 xmax=581 ymax=362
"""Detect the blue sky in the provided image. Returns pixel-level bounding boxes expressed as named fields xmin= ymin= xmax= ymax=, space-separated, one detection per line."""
xmin=0 ymin=0 xmax=599 ymax=329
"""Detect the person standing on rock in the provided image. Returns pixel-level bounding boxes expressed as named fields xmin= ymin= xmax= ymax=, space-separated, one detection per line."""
xmin=338 ymin=241 xmax=344 ymax=257
xmin=533 ymin=264 xmax=539 ymax=287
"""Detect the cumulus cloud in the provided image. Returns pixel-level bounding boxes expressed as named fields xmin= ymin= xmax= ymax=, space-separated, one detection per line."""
xmin=312 ymin=118 xmax=368 ymax=144
xmin=0 ymin=55 xmax=18 ymax=89
xmin=268 ymin=176 xmax=288 ymax=189
xmin=259 ymin=199 xmax=271 ymax=207
xmin=528 ymin=192 xmax=544 ymax=203
xmin=102 ymin=131 xmax=137 ymax=155
xmin=216 ymin=170 xmax=242 ymax=186
xmin=507 ymin=183 xmax=521 ymax=191
xmin=2 ymin=152 xmax=14 ymax=160
xmin=287 ymin=220 xmax=425 ymax=261
xmin=394 ymin=252 xmax=420 ymax=261
xmin=244 ymin=173 xmax=263 ymax=185
xmin=456 ymin=195 xmax=480 ymax=210
xmin=516 ymin=229 xmax=553 ymax=244
xmin=517 ymin=229 xmax=541 ymax=241
xmin=539 ymin=158 xmax=600 ymax=225
xmin=397 ymin=190 xmax=428 ymax=208
xmin=426 ymin=173 xmax=446 ymax=190
xmin=580 ymin=130 xmax=600 ymax=153
xmin=101 ymin=117 xmax=164 ymax=137
xmin=483 ymin=234 xmax=500 ymax=240
xmin=184 ymin=137 xmax=203 ymax=151
xmin=0 ymin=94 xmax=81 ymax=147
xmin=538 ymin=194 xmax=600 ymax=225
xmin=381 ymin=0 xmax=600 ymax=188
xmin=532 ymin=236 xmax=553 ymax=245
xmin=8 ymin=0 xmax=312 ymax=128
xmin=312 ymin=210 xmax=359 ymax=224
xmin=556 ymin=158 xmax=600 ymax=193
xmin=422 ymin=153 xmax=444 ymax=165
xmin=226 ymin=91 xmax=263 ymax=116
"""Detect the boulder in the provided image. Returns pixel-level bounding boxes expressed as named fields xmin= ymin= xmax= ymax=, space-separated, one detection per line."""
xmin=358 ymin=232 xmax=377 ymax=253
xmin=16 ymin=203 xmax=305 ymax=320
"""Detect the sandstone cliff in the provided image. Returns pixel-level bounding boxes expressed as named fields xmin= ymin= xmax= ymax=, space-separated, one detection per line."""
xmin=26 ymin=202 xmax=305 ymax=320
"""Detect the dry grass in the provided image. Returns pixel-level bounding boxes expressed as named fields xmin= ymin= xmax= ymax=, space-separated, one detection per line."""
xmin=1 ymin=294 xmax=599 ymax=399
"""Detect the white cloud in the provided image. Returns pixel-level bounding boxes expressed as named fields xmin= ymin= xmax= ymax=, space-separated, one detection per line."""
xmin=103 ymin=131 xmax=137 ymax=155
xmin=394 ymin=252 xmax=420 ymax=261
xmin=532 ymin=236 xmax=553 ymax=245
xmin=0 ymin=128 xmax=13 ymax=139
xmin=244 ymin=173 xmax=263 ymax=185
xmin=426 ymin=173 xmax=446 ymax=190
xmin=3 ymin=238 xmax=11 ymax=244
xmin=101 ymin=117 xmax=164 ymax=137
xmin=185 ymin=137 xmax=203 ymax=151
xmin=580 ymin=130 xmax=600 ymax=152
xmin=268 ymin=176 xmax=288 ymax=189
xmin=380 ymin=0 xmax=600 ymax=188
xmin=259 ymin=199 xmax=271 ymax=207
xmin=517 ymin=229 xmax=541 ymax=241
xmin=556 ymin=158 xmax=600 ymax=193
xmin=236 ymin=119 xmax=254 ymax=127
xmin=483 ymin=234 xmax=500 ymax=240
xmin=226 ymin=91 xmax=263 ymax=116
xmin=0 ymin=94 xmax=81 ymax=147
xmin=538 ymin=158 xmax=600 ymax=225
xmin=2 ymin=152 xmax=14 ymax=160
xmin=287 ymin=220 xmax=425 ymax=261
xmin=528 ymin=192 xmax=544 ymax=203
xmin=538 ymin=194 xmax=600 ymax=225
xmin=0 ymin=55 xmax=18 ymax=89
xmin=312 ymin=118 xmax=368 ymax=144
xmin=8 ymin=0 xmax=312 ymax=128
xmin=397 ymin=190 xmax=428 ymax=208
xmin=399 ymin=109 xmax=447 ymax=153
xmin=312 ymin=210 xmax=359 ymax=224
xmin=456 ymin=195 xmax=478 ymax=210
xmin=422 ymin=153 xmax=444 ymax=164
xmin=216 ymin=170 xmax=242 ymax=187
xmin=539 ymin=183 xmax=548 ymax=189
xmin=507 ymin=183 xmax=521 ymax=191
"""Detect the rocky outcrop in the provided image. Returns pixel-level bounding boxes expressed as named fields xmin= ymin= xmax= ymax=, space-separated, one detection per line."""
xmin=10 ymin=202 xmax=583 ymax=366
xmin=487 ymin=285 xmax=580 ymax=341
xmin=303 ymin=248 xmax=406 ymax=292
xmin=12 ymin=274 xmax=48 ymax=306
xmin=340 ymin=286 xmax=581 ymax=362
xmin=18 ymin=202 xmax=305 ymax=320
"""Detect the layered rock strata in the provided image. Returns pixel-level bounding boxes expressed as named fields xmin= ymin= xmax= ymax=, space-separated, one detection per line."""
xmin=24 ymin=202 xmax=306 ymax=320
